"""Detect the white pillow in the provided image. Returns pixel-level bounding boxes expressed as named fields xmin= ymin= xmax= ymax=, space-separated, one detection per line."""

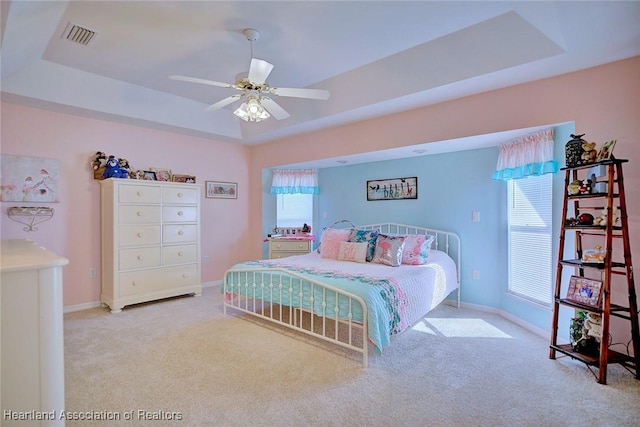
xmin=337 ymin=241 xmax=368 ymax=263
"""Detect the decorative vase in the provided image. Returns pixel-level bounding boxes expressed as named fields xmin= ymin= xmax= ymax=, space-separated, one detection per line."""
xmin=565 ymin=133 xmax=586 ymax=168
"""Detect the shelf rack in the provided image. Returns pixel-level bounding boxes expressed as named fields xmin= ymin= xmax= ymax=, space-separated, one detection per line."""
xmin=6 ymin=206 xmax=55 ymax=232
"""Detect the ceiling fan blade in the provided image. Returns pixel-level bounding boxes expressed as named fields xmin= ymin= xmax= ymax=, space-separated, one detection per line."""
xmin=170 ymin=75 xmax=235 ymax=89
xmin=260 ymin=97 xmax=290 ymax=120
xmin=204 ymin=94 xmax=243 ymax=111
xmin=270 ymin=87 xmax=330 ymax=100
xmin=248 ymin=58 xmax=274 ymax=85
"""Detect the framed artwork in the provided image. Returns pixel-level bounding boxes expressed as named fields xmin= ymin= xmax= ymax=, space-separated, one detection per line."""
xmin=0 ymin=155 xmax=60 ymax=202
xmin=566 ymin=276 xmax=603 ymax=307
xmin=366 ymin=177 xmax=417 ymax=201
xmin=142 ymin=170 xmax=157 ymax=181
xmin=206 ymin=181 xmax=237 ymax=199
xmin=172 ymin=174 xmax=196 ymax=183
xmin=596 ymin=140 xmax=616 ymax=162
xmin=150 ymin=167 xmax=172 ymax=182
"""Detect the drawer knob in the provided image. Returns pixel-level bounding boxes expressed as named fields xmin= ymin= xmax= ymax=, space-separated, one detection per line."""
xmin=137 ymin=255 xmax=144 ymax=260
xmin=137 ymin=211 xmax=143 ymax=216
xmin=182 ymin=273 xmax=189 ymax=278
xmin=137 ymin=232 xmax=144 ymax=238
xmin=178 ymin=230 xmax=184 ymax=236
xmin=136 ymin=191 xmax=142 ymax=196
xmin=177 ymin=192 xmax=183 ymax=198
xmin=178 ymin=251 xmax=184 ymax=256
xmin=132 ymin=281 xmax=138 ymax=286
xmin=177 ymin=211 xmax=184 ymax=216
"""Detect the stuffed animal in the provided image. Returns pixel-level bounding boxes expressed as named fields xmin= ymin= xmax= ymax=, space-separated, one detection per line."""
xmin=581 ymin=141 xmax=597 ymax=164
xmin=103 ymin=155 xmax=130 ymax=179
xmin=579 ymin=179 xmax=592 ymax=194
xmin=118 ymin=158 xmax=131 ymax=175
xmin=594 ymin=206 xmax=619 ymax=226
xmin=91 ymin=151 xmax=107 ymax=170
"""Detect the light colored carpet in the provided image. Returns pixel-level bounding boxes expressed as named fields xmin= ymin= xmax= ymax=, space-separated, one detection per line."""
xmin=64 ymin=286 xmax=640 ymax=426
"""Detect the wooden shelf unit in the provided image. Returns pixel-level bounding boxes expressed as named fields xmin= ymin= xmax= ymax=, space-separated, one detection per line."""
xmin=549 ymin=159 xmax=640 ymax=384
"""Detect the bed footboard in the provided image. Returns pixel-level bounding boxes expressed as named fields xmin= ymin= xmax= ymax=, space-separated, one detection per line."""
xmin=223 ymin=268 xmax=369 ymax=367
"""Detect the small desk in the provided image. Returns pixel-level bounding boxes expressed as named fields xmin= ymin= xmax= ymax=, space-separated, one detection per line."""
xmin=268 ymin=237 xmax=313 ymax=259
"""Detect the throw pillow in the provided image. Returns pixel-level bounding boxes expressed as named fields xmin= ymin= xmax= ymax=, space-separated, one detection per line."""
xmin=372 ymin=234 xmax=407 ymax=267
xmin=338 ymin=241 xmax=368 ymax=263
xmin=402 ymin=234 xmax=435 ymax=265
xmin=320 ymin=228 xmax=353 ymax=259
xmin=347 ymin=228 xmax=380 ymax=262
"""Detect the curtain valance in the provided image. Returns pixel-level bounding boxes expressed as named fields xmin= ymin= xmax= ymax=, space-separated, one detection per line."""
xmin=270 ymin=169 xmax=319 ymax=194
xmin=492 ymin=128 xmax=558 ymax=181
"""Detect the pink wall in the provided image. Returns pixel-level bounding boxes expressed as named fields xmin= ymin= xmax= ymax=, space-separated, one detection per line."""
xmin=249 ymin=56 xmax=640 ymax=255
xmin=2 ymin=56 xmax=638 ymax=310
xmin=1 ymin=104 xmax=250 ymax=308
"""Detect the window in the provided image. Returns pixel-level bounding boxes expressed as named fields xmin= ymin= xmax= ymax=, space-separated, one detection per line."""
xmin=507 ymin=174 xmax=553 ymax=305
xmin=276 ymin=193 xmax=313 ymax=228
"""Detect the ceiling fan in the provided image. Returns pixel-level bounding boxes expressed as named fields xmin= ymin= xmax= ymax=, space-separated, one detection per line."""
xmin=170 ymin=28 xmax=330 ymax=122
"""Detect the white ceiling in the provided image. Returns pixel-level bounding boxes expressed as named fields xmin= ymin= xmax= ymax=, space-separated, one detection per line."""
xmin=2 ymin=1 xmax=639 ymax=154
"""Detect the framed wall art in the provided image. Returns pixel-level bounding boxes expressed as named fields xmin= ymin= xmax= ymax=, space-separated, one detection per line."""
xmin=0 ymin=155 xmax=60 ymax=202
xmin=206 ymin=181 xmax=237 ymax=199
xmin=565 ymin=275 xmax=603 ymax=307
xmin=366 ymin=177 xmax=417 ymax=201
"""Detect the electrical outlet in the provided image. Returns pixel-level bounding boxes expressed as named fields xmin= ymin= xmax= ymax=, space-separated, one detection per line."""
xmin=472 ymin=211 xmax=480 ymax=222
xmin=89 ymin=268 xmax=97 ymax=278
xmin=203 ymin=256 xmax=210 ymax=264
xmin=473 ymin=270 xmax=480 ymax=280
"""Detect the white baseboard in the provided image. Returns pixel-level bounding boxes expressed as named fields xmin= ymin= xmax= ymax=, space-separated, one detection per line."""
xmin=457 ymin=301 xmax=549 ymax=338
xmin=63 ymin=281 xmax=222 ymax=313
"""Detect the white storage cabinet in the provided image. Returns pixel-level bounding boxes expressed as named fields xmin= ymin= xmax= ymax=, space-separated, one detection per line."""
xmin=100 ymin=178 xmax=202 ymax=313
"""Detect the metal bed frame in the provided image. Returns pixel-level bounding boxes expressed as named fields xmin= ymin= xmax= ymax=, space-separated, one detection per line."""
xmin=223 ymin=223 xmax=461 ymax=367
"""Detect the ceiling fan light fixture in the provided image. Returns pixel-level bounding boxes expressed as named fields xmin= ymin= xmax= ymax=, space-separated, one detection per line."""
xmin=233 ymin=96 xmax=270 ymax=122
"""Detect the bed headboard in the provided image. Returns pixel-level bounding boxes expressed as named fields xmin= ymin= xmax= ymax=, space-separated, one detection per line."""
xmin=358 ymin=223 xmax=461 ymax=303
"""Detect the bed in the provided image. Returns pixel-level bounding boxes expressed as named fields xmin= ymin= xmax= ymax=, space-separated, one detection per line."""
xmin=222 ymin=223 xmax=460 ymax=366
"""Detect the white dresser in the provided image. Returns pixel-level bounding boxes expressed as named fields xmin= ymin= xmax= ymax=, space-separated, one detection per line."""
xmin=1 ymin=239 xmax=68 ymax=426
xmin=100 ymin=178 xmax=202 ymax=313
xmin=268 ymin=238 xmax=313 ymax=259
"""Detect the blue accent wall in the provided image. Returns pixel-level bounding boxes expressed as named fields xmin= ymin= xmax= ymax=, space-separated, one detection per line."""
xmin=262 ymin=123 xmax=576 ymax=334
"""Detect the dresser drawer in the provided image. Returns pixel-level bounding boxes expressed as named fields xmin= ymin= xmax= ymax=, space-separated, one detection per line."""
xmin=119 ymin=205 xmax=161 ymax=224
xmin=119 ymin=184 xmax=161 ymax=204
xmin=119 ymin=246 xmax=161 ymax=271
xmin=162 ymin=244 xmax=198 ymax=265
xmin=270 ymin=240 xmax=311 ymax=252
xmin=163 ymin=224 xmax=198 ymax=244
xmin=162 ymin=206 xmax=198 ymax=223
xmin=119 ymin=225 xmax=161 ymax=247
xmin=119 ymin=265 xmax=198 ymax=297
xmin=163 ymin=186 xmax=198 ymax=204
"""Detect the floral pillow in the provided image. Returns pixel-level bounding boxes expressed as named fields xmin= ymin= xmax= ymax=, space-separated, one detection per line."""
xmin=402 ymin=234 xmax=435 ymax=265
xmin=320 ymin=228 xmax=353 ymax=259
xmin=338 ymin=241 xmax=368 ymax=263
xmin=347 ymin=228 xmax=379 ymax=262
xmin=372 ymin=234 xmax=407 ymax=267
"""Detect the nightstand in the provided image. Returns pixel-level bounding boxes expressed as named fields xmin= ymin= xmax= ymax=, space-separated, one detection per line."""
xmin=268 ymin=238 xmax=312 ymax=259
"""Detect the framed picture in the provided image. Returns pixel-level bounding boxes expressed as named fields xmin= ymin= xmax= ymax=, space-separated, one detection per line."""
xmin=566 ymin=276 xmax=603 ymax=307
xmin=150 ymin=167 xmax=172 ymax=182
xmin=172 ymin=174 xmax=196 ymax=183
xmin=0 ymin=155 xmax=60 ymax=202
xmin=142 ymin=170 xmax=157 ymax=181
xmin=366 ymin=177 xmax=417 ymax=201
xmin=596 ymin=140 xmax=616 ymax=162
xmin=206 ymin=181 xmax=237 ymax=199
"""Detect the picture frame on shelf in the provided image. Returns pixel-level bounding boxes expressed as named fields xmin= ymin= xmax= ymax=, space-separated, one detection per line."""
xmin=596 ymin=140 xmax=616 ymax=162
xmin=206 ymin=180 xmax=237 ymax=199
xmin=150 ymin=167 xmax=172 ymax=182
xmin=566 ymin=275 xmax=603 ymax=308
xmin=171 ymin=174 xmax=196 ymax=183
xmin=142 ymin=170 xmax=157 ymax=181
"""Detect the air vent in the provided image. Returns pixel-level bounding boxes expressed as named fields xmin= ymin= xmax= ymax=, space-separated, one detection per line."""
xmin=62 ymin=22 xmax=96 ymax=46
